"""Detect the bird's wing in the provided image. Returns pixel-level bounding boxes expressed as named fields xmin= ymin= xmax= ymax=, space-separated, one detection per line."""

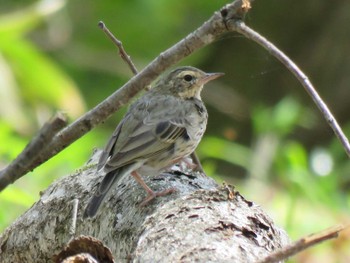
xmin=97 ymin=117 xmax=127 ymax=171
xmin=103 ymin=96 xmax=192 ymax=172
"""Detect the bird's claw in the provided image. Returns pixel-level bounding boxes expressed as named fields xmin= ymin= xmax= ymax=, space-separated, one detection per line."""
xmin=140 ymin=188 xmax=177 ymax=206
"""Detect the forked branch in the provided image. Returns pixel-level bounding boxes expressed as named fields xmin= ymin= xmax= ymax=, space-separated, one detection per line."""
xmin=0 ymin=0 xmax=249 ymax=190
xmin=1 ymin=0 xmax=349 ymax=202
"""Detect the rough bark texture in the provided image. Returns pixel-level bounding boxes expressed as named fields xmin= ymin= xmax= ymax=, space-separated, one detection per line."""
xmin=0 ymin=150 xmax=289 ymax=262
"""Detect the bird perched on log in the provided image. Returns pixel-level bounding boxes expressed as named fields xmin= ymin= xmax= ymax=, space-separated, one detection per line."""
xmin=84 ymin=66 xmax=224 ymax=218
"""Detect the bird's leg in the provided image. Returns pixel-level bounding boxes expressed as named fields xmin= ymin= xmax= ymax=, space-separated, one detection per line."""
xmin=189 ymin=152 xmax=204 ymax=172
xmin=181 ymin=155 xmax=198 ymax=170
xmin=131 ymin=171 xmax=176 ymax=206
xmin=163 ymin=156 xmax=199 ymax=173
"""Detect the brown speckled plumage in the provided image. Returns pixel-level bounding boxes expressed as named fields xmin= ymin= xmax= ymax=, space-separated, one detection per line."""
xmin=84 ymin=66 xmax=223 ymax=218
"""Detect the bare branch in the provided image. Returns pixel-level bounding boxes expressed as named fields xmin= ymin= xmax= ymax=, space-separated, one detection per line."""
xmin=0 ymin=112 xmax=67 ymax=190
xmin=0 ymin=0 xmax=249 ymax=192
xmin=100 ymin=21 xmax=204 ymax=172
xmin=1 ymin=1 xmax=348 ymax=260
xmin=3 ymin=0 xmax=349 ymax=197
xmin=227 ymin=20 xmax=350 ymax=158
xmin=98 ymin=21 xmax=139 ymax=75
xmin=257 ymin=225 xmax=345 ymax=263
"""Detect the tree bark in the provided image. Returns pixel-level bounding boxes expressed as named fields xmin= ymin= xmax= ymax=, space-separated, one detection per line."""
xmin=0 ymin=150 xmax=289 ymax=262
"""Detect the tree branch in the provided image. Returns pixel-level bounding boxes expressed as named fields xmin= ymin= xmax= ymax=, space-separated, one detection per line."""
xmin=226 ymin=20 xmax=350 ymax=158
xmin=0 ymin=0 xmax=249 ymax=191
xmin=98 ymin=21 xmax=139 ymax=75
xmin=0 ymin=112 xmax=67 ymax=190
xmin=257 ymin=225 xmax=345 ymax=263
xmin=0 ymin=150 xmax=290 ymax=262
xmin=2 ymin=0 xmax=350 ymax=205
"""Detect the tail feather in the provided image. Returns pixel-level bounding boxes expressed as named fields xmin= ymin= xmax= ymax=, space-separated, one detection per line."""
xmin=84 ymin=170 xmax=120 ymax=218
xmin=83 ymin=163 xmax=138 ymax=218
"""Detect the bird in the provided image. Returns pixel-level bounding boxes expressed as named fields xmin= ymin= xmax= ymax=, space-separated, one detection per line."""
xmin=83 ymin=66 xmax=224 ymax=218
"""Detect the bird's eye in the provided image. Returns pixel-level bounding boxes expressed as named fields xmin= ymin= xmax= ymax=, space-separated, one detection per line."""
xmin=184 ymin=74 xmax=193 ymax=82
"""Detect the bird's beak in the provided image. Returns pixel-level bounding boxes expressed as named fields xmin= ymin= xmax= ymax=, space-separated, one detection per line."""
xmin=199 ymin=72 xmax=225 ymax=85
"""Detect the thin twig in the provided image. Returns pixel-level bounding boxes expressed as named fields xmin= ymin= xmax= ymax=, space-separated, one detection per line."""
xmin=98 ymin=21 xmax=139 ymax=75
xmin=99 ymin=21 xmax=204 ymax=172
xmin=257 ymin=225 xmax=345 ymax=263
xmin=0 ymin=112 xmax=67 ymax=190
xmin=229 ymin=20 xmax=350 ymax=158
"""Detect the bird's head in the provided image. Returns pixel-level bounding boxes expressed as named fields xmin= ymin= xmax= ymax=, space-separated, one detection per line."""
xmin=155 ymin=66 xmax=224 ymax=99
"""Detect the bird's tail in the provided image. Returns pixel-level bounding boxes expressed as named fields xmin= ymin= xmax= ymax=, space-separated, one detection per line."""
xmin=83 ymin=170 xmax=121 ymax=218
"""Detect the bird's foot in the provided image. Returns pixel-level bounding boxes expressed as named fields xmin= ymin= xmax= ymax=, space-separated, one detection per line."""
xmin=165 ymin=157 xmax=197 ymax=173
xmin=140 ymin=188 xmax=177 ymax=206
xmin=180 ymin=156 xmax=197 ymax=170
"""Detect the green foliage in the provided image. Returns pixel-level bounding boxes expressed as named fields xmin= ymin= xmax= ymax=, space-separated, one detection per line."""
xmin=199 ymin=136 xmax=251 ymax=168
xmin=253 ymin=97 xmax=302 ymax=135
xmin=0 ymin=1 xmax=87 ymax=231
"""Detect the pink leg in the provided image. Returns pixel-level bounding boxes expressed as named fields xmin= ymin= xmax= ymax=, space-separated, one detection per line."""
xmin=163 ymin=156 xmax=198 ymax=173
xmin=131 ymin=171 xmax=176 ymax=206
xmin=181 ymin=156 xmax=198 ymax=170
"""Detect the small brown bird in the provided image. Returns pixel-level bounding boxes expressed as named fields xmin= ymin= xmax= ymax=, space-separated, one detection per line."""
xmin=84 ymin=66 xmax=224 ymax=218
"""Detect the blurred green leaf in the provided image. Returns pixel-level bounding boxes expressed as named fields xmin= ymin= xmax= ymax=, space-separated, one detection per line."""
xmin=0 ymin=0 xmax=65 ymax=38
xmin=198 ymin=136 xmax=251 ymax=168
xmin=0 ymin=120 xmax=27 ymax=161
xmin=0 ymin=186 xmax=36 ymax=207
xmin=252 ymin=97 xmax=301 ymax=135
xmin=0 ymin=39 xmax=85 ymax=118
xmin=273 ymin=97 xmax=301 ymax=134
